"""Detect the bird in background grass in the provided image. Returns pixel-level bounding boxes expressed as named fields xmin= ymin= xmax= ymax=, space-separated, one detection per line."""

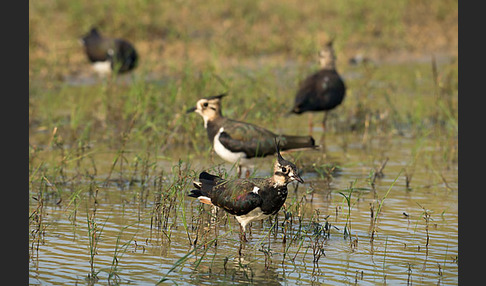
xmin=290 ymin=39 xmax=346 ymax=135
xmin=189 ymin=140 xmax=303 ymax=242
xmin=187 ymin=93 xmax=316 ymax=178
xmin=80 ymin=27 xmax=138 ymax=75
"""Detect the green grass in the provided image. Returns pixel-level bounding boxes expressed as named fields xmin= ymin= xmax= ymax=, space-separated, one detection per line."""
xmin=29 ymin=60 xmax=458 ymax=171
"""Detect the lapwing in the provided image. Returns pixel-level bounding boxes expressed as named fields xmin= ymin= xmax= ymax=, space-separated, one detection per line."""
xmin=187 ymin=93 xmax=316 ymax=177
xmin=80 ymin=27 xmax=138 ymax=75
xmin=290 ymin=40 xmax=346 ymax=133
xmin=189 ymin=142 xmax=303 ymax=241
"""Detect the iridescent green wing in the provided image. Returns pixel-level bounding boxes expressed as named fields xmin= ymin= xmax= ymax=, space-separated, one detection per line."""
xmin=218 ymin=119 xmax=277 ymax=157
xmin=210 ymin=179 xmax=264 ymax=216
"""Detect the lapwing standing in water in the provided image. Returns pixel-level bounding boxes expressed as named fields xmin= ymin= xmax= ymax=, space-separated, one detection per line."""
xmin=80 ymin=27 xmax=138 ymax=75
xmin=189 ymin=141 xmax=303 ymax=241
xmin=187 ymin=93 xmax=316 ymax=177
xmin=290 ymin=40 xmax=346 ymax=134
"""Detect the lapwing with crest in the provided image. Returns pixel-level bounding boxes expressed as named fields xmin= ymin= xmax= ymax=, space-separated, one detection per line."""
xmin=187 ymin=93 xmax=316 ymax=177
xmin=189 ymin=140 xmax=303 ymax=241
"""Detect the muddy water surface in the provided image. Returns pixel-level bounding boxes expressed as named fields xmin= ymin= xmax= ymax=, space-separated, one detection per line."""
xmin=29 ymin=131 xmax=458 ymax=285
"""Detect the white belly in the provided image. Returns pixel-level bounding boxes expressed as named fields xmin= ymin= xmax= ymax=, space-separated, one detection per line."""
xmin=92 ymin=61 xmax=112 ymax=75
xmin=235 ymin=207 xmax=269 ymax=231
xmin=213 ymin=127 xmax=247 ymax=164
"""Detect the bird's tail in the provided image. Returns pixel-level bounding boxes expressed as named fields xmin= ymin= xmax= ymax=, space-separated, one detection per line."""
xmin=277 ymin=135 xmax=316 ymax=151
xmin=188 ymin=171 xmax=222 ymax=205
xmin=188 ymin=180 xmax=205 ymax=198
xmin=188 ymin=186 xmax=213 ymax=205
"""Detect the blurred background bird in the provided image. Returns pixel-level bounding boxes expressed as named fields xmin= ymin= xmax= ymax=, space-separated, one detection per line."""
xmin=290 ymin=39 xmax=346 ymax=135
xmin=80 ymin=27 xmax=138 ymax=75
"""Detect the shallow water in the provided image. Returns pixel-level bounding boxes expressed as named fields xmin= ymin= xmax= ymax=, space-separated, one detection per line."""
xmin=29 ymin=130 xmax=458 ymax=285
xmin=29 ymin=50 xmax=458 ymax=285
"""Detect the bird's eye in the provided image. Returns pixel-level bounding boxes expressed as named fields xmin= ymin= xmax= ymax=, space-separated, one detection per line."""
xmin=203 ymin=102 xmax=208 ymax=107
xmin=281 ymin=167 xmax=287 ymax=173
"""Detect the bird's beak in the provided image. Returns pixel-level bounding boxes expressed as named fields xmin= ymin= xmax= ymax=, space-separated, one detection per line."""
xmin=293 ymin=174 xmax=304 ymax=184
xmin=186 ymin=106 xmax=196 ymax=114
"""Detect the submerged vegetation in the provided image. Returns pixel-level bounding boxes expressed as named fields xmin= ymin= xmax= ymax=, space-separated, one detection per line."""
xmin=29 ymin=0 xmax=457 ymax=284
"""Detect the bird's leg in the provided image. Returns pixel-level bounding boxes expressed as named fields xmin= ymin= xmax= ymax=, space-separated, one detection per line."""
xmin=322 ymin=111 xmax=329 ymax=132
xmin=245 ymin=168 xmax=251 ymax=178
xmin=239 ymin=224 xmax=248 ymax=242
xmin=308 ymin=113 xmax=314 ymax=136
xmin=238 ymin=241 xmax=243 ymax=257
xmin=319 ymin=133 xmax=327 ymax=154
